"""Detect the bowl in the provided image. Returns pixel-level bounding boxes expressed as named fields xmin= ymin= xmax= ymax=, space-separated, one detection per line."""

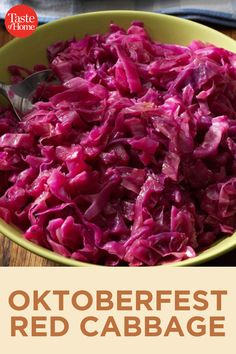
xmin=1 ymin=10 xmax=236 ymax=266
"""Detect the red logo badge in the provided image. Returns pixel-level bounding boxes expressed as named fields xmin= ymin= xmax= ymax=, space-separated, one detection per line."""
xmin=5 ymin=4 xmax=38 ymax=38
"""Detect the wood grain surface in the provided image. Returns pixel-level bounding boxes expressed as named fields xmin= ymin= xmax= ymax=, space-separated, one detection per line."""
xmin=0 ymin=24 xmax=236 ymax=266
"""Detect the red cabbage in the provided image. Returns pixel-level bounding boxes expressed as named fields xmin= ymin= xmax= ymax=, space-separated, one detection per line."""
xmin=1 ymin=22 xmax=236 ymax=266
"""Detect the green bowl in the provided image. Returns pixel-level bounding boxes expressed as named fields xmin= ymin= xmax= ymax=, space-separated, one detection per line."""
xmin=1 ymin=10 xmax=236 ymax=266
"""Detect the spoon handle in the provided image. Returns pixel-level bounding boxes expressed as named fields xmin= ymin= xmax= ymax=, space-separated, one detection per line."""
xmin=0 ymin=82 xmax=8 ymax=97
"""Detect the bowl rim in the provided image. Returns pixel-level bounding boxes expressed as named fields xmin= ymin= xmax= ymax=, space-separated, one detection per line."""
xmin=1 ymin=218 xmax=236 ymax=267
xmin=1 ymin=10 xmax=236 ymax=267
xmin=1 ymin=10 xmax=236 ymax=58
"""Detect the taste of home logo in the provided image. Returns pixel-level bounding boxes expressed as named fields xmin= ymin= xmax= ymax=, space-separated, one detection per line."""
xmin=5 ymin=4 xmax=38 ymax=38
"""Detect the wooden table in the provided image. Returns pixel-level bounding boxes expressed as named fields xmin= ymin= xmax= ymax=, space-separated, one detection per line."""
xmin=0 ymin=24 xmax=236 ymax=266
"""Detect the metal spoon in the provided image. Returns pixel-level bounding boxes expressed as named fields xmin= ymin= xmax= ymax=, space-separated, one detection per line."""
xmin=0 ymin=69 xmax=53 ymax=120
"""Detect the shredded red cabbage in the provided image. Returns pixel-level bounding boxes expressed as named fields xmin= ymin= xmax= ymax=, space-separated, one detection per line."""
xmin=1 ymin=22 xmax=236 ymax=266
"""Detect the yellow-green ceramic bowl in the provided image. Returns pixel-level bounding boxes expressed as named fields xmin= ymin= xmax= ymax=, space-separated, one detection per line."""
xmin=1 ymin=11 xmax=236 ymax=266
